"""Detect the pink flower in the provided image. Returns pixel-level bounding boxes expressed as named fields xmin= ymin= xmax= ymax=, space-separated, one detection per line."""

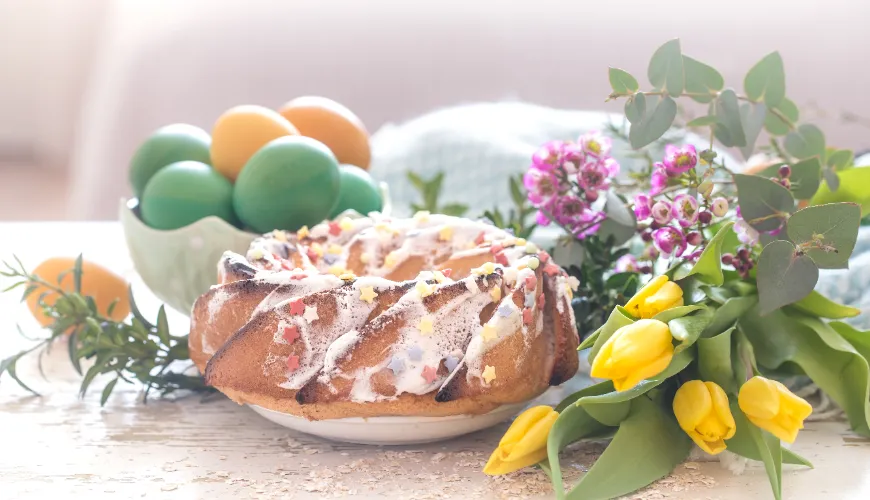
xmin=686 ymin=231 xmax=703 ymax=246
xmin=634 ymin=194 xmax=652 ymax=220
xmin=652 ymin=201 xmax=673 ymax=225
xmin=642 ymin=245 xmax=660 ymax=260
xmin=578 ymin=131 xmax=612 ymax=158
xmin=577 ymin=160 xmax=610 ymax=191
xmin=524 ymin=169 xmax=560 ymax=205
xmin=572 ymin=210 xmax=605 ymax=239
xmin=535 ymin=209 xmax=552 ymax=226
xmin=734 ymin=219 xmax=759 ymax=246
xmin=663 ymin=144 xmax=698 ymax=177
xmin=673 ymin=194 xmax=700 ymax=228
xmin=653 ymin=226 xmax=687 ymax=257
xmin=615 ymin=254 xmax=638 ymax=273
xmin=554 ymin=195 xmax=587 ymax=225
xmin=603 ymin=157 xmax=621 ymax=177
xmin=650 ymin=163 xmax=668 ymax=195
xmin=531 ymin=141 xmax=568 ymax=172
xmin=711 ymin=197 xmax=729 ymax=217
xmin=560 ymin=143 xmax=584 ymax=174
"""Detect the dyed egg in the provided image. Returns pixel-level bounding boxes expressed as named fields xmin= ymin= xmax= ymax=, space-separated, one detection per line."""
xmin=233 ymin=136 xmax=340 ymax=232
xmin=140 ymin=161 xmax=238 ymax=230
xmin=26 ymin=257 xmax=130 ymax=327
xmin=210 ymin=105 xmax=299 ymax=181
xmin=278 ymin=96 xmax=371 ymax=170
xmin=129 ymin=124 xmax=212 ymax=197
xmin=329 ymin=165 xmax=383 ymax=218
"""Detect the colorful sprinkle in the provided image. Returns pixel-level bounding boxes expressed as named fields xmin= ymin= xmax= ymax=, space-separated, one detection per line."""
xmin=418 ymin=315 xmax=435 ymax=335
xmin=432 ymin=270 xmax=448 ymax=283
xmin=538 ymin=250 xmax=551 ymax=263
xmin=543 ymin=263 xmax=561 ymax=277
xmin=474 ymin=232 xmax=486 ymax=245
xmin=413 ymin=210 xmax=431 ymax=223
xmin=387 ymin=356 xmax=405 ymax=373
xmin=472 ymin=262 xmax=496 ymax=276
xmin=359 ymin=252 xmax=371 ymax=265
xmin=416 ymin=280 xmax=436 ymax=298
xmin=303 ymin=305 xmax=319 ymax=323
xmin=282 ymin=325 xmax=300 ymax=344
xmin=439 ymin=226 xmax=454 ymax=241
xmin=328 ymin=221 xmax=342 ymax=236
xmin=494 ymin=252 xmax=509 ymax=266
xmin=288 ymin=299 xmax=305 ymax=316
xmin=290 ymin=272 xmax=306 ymax=280
xmin=339 ymin=217 xmax=354 ymax=231
xmin=565 ymin=284 xmax=574 ymax=300
xmin=538 ymin=293 xmax=546 ymax=307
xmin=384 ymin=251 xmax=399 ymax=268
xmin=481 ymin=324 xmax=498 ymax=342
xmin=338 ymin=273 xmax=357 ymax=281
xmin=297 ymin=225 xmax=310 ymax=239
xmin=327 ymin=265 xmax=347 ymax=276
xmin=524 ymin=242 xmax=539 ymax=254
xmin=309 ymin=242 xmax=324 ymax=257
xmin=515 ymin=238 xmax=527 ymax=247
xmin=527 ymin=257 xmax=540 ymax=270
xmin=286 ymin=355 xmax=300 ymax=372
xmin=422 ymin=365 xmax=438 ymax=383
xmin=490 ymin=243 xmax=503 ymax=254
xmin=522 ymin=308 xmax=533 ymax=325
xmin=490 ymin=287 xmax=502 ymax=302
xmin=249 ymin=248 xmax=265 ymax=260
xmin=524 ymin=293 xmax=536 ymax=308
xmin=482 ymin=365 xmax=497 ymax=384
xmin=525 ymin=274 xmax=538 ymax=290
xmin=440 ymin=268 xmax=453 ymax=278
xmin=328 ymin=244 xmax=343 ymax=255
xmin=497 ymin=303 xmax=514 ymax=318
xmin=272 ymin=230 xmax=288 ymax=242
xmin=444 ymin=355 xmax=460 ymax=372
xmin=322 ymin=254 xmax=340 ymax=265
xmin=306 ymin=248 xmax=319 ymax=263
xmin=407 ymin=345 xmax=424 ymax=361
xmin=359 ymin=286 xmax=378 ymax=304
xmin=567 ymin=276 xmax=580 ymax=291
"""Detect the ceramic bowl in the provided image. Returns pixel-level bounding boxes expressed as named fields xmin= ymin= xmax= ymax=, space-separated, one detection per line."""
xmin=119 ymin=198 xmax=258 ymax=315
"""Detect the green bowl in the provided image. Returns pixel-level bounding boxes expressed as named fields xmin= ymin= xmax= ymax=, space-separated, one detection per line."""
xmin=119 ymin=198 xmax=258 ymax=315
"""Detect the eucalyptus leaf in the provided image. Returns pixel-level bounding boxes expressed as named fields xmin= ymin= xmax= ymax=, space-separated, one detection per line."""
xmin=577 ymin=350 xmax=694 ymax=406
xmin=714 ymin=89 xmax=747 ymax=147
xmin=702 ymin=296 xmax=758 ymax=338
xmin=784 ymin=124 xmax=826 ymax=160
xmin=648 ymin=38 xmax=684 ymax=96
xmin=787 ymin=158 xmax=822 ymax=200
xmin=597 ymin=191 xmax=636 ymax=246
xmin=652 ymin=305 xmax=704 ymax=324
xmin=811 ymin=167 xmax=870 ymax=216
xmin=827 ymin=149 xmax=854 ymax=170
xmin=744 ymin=51 xmax=786 ymax=108
xmin=564 ymin=397 xmax=692 ymax=500
xmin=682 ymin=55 xmax=723 ymax=103
xmin=756 ymin=240 xmax=819 ymax=315
xmin=587 ymin=306 xmax=635 ymax=363
xmin=669 ymin=310 xmax=712 ymax=353
xmin=680 ymin=222 xmax=735 ymax=285
xmin=791 ymin=291 xmax=860 ymax=319
xmin=822 ymin=168 xmax=840 ymax=193
xmin=786 ymin=203 xmax=860 ymax=269
xmin=697 ymin=327 xmax=737 ymax=392
xmin=624 ymin=92 xmax=646 ymax=124
xmin=546 ymin=402 xmax=613 ymax=499
xmin=739 ymin=102 xmax=767 ymax=160
xmin=629 ymin=96 xmax=677 ymax=149
xmin=734 ymin=174 xmax=795 ymax=232
xmin=686 ymin=115 xmax=718 ymax=127
xmin=609 ymin=67 xmax=639 ymax=94
xmin=764 ymin=98 xmax=799 ymax=136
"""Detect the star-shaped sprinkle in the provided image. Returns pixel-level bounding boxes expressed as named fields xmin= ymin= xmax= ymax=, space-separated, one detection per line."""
xmin=328 ymin=265 xmax=347 ymax=276
xmin=522 ymin=308 xmax=533 ymax=325
xmin=384 ymin=251 xmax=399 ymax=268
xmin=249 ymin=248 xmax=265 ymax=260
xmin=481 ymin=324 xmax=498 ymax=342
xmin=418 ymin=315 xmax=434 ymax=335
xmin=359 ymin=252 xmax=371 ymax=264
xmin=440 ymin=268 xmax=452 ymax=278
xmin=432 ymin=270 xmax=447 ymax=283
xmin=286 ymin=354 xmax=300 ymax=372
xmin=306 ymin=248 xmax=319 ymax=263
xmin=490 ymin=243 xmax=503 ymax=255
xmin=472 ymin=262 xmax=496 ymax=276
xmin=497 ymin=303 xmax=514 ymax=318
xmin=525 ymin=274 xmax=538 ymax=290
xmin=289 ymin=299 xmax=305 ymax=315
xmin=413 ymin=210 xmax=431 ymax=223
xmin=359 ymin=286 xmax=378 ymax=304
xmin=282 ymin=325 xmax=300 ymax=344
xmin=444 ymin=355 xmax=460 ymax=372
xmin=272 ymin=230 xmax=288 ymax=242
xmin=567 ymin=276 xmax=580 ymax=291
xmin=439 ymin=226 xmax=453 ymax=241
xmin=328 ymin=221 xmax=342 ymax=236
xmin=297 ymin=225 xmax=310 ymax=239
xmin=416 ymin=280 xmax=435 ymax=298
xmin=527 ymin=257 xmax=540 ymax=270
xmin=494 ymin=252 xmax=509 ymax=266
xmin=422 ymin=365 xmax=438 ymax=383
xmin=490 ymin=287 xmax=502 ymax=302
xmin=328 ymin=244 xmax=343 ymax=255
xmin=339 ymin=217 xmax=354 ymax=231
xmin=322 ymin=254 xmax=340 ymax=265
xmin=482 ymin=365 xmax=497 ymax=384
xmin=310 ymin=242 xmax=324 ymax=257
xmin=543 ymin=263 xmax=561 ymax=277
xmin=303 ymin=305 xmax=319 ymax=323
xmin=538 ymin=250 xmax=551 ymax=263
xmin=515 ymin=238 xmax=527 ymax=247
xmin=407 ymin=345 xmax=423 ymax=361
xmin=387 ymin=356 xmax=405 ymax=373
xmin=339 ymin=273 xmax=356 ymax=281
xmin=524 ymin=242 xmax=539 ymax=254
xmin=474 ymin=232 xmax=486 ymax=245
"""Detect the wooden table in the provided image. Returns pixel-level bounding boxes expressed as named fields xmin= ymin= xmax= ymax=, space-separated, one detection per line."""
xmin=1 ymin=222 xmax=869 ymax=499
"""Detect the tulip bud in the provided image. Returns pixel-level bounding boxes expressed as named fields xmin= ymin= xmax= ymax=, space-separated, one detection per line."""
xmin=738 ymin=376 xmax=813 ymax=443
xmin=590 ymin=319 xmax=674 ymax=391
xmin=483 ymin=406 xmax=558 ymax=475
xmin=624 ymin=275 xmax=684 ymax=319
xmin=673 ymin=380 xmax=736 ymax=455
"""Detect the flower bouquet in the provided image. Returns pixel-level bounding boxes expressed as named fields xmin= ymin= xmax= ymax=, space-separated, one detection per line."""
xmin=483 ymin=39 xmax=870 ymax=500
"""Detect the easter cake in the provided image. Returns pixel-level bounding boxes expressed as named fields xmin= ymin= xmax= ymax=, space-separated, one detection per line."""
xmin=190 ymin=213 xmax=580 ymax=420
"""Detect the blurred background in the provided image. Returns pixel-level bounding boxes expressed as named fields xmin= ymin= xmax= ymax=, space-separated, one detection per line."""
xmin=1 ymin=0 xmax=869 ymax=221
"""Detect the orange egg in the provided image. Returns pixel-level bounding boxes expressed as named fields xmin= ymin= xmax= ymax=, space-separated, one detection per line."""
xmin=26 ymin=257 xmax=131 ymax=328
xmin=278 ymin=96 xmax=371 ymax=170
xmin=210 ymin=105 xmax=299 ymax=181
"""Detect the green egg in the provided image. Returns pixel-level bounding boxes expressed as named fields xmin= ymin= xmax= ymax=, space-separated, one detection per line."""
xmin=233 ymin=136 xmax=340 ymax=232
xmin=129 ymin=124 xmax=212 ymax=197
xmin=329 ymin=164 xmax=383 ymax=218
xmin=140 ymin=161 xmax=239 ymax=230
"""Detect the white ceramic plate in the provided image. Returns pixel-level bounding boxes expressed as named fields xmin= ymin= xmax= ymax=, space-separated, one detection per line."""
xmin=248 ymin=403 xmax=525 ymax=445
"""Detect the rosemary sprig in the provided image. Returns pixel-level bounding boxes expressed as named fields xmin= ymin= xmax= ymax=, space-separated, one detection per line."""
xmin=0 ymin=255 xmax=211 ymax=405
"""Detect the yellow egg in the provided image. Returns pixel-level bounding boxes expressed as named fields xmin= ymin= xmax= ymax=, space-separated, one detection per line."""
xmin=278 ymin=96 xmax=371 ymax=170
xmin=210 ymin=105 xmax=299 ymax=181
xmin=26 ymin=257 xmax=131 ymax=328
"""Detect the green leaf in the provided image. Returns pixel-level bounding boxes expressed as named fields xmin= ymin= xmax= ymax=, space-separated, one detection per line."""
xmin=564 ymin=397 xmax=692 ymax=500
xmin=652 ymin=305 xmax=704 ymax=324
xmin=128 ymin=287 xmax=155 ymax=330
xmin=729 ymin=402 xmax=783 ymax=500
xmin=764 ymin=98 xmax=799 ymax=136
xmin=156 ymin=306 xmax=170 ymax=345
xmin=597 ymin=191 xmax=636 ymax=246
xmin=624 ymin=92 xmax=646 ymax=124
xmin=100 ymin=377 xmax=119 ymax=406
xmin=67 ymin=329 xmax=82 ymax=375
xmin=784 ymin=124 xmax=826 ymax=160
xmin=830 ymin=322 xmax=870 ymax=367
xmin=787 ymin=203 xmax=860 ymax=269
xmin=555 ymin=380 xmax=617 ymax=413
xmin=609 ymin=67 xmax=639 ymax=94
xmin=647 ymin=38 xmax=684 ymax=97
xmin=739 ymin=102 xmax=767 ymax=160
xmin=679 ymin=222 xmax=735 ymax=285
xmin=440 ymin=203 xmax=469 ymax=217
xmin=756 ymin=240 xmax=819 ymax=315
xmin=682 ymin=55 xmax=723 ymax=103
xmin=72 ymin=254 xmax=84 ymax=294
xmin=583 ymin=400 xmax=631 ymax=427
xmin=791 ymin=291 xmax=860 ymax=319
xmin=547 ymin=402 xmax=611 ymax=498
xmin=744 ymin=51 xmax=786 ymax=108
xmin=629 ymin=96 xmax=677 ymax=149
xmin=669 ymin=310 xmax=712 ymax=353
xmin=811 ymin=167 xmax=870 ymax=216
xmin=577 ymin=350 xmax=694 ymax=406
xmin=509 ymin=175 xmax=525 ymax=207
xmin=703 ymin=296 xmax=758 ymax=338
xmin=587 ymin=306 xmax=635 ymax=363
xmin=686 ymin=115 xmax=718 ymax=127
xmin=788 ymin=158 xmax=822 ymax=200
xmin=823 ymin=168 xmax=841 ymax=193
xmin=827 ymin=149 xmax=854 ymax=170
xmin=727 ymin=399 xmax=812 ymax=467
xmin=734 ymin=174 xmax=795 ymax=232
xmin=714 ymin=89 xmax=747 ymax=147
xmin=697 ymin=327 xmax=737 ymax=392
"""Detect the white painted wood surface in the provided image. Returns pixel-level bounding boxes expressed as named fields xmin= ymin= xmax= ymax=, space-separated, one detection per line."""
xmin=1 ymin=222 xmax=868 ymax=499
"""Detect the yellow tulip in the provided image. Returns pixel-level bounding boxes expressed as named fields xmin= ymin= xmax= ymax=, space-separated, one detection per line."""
xmin=673 ymin=380 xmax=736 ymax=454
xmin=624 ymin=275 xmax=684 ymax=319
xmin=590 ymin=319 xmax=674 ymax=391
xmin=483 ymin=405 xmax=558 ymax=475
xmin=738 ymin=376 xmax=813 ymax=443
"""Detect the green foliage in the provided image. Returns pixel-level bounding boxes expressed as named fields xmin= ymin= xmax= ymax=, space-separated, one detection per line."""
xmin=580 ymin=350 xmax=695 ymax=406
xmin=628 ymin=96 xmax=677 ymax=149
xmin=481 ymin=174 xmax=536 ymax=239
xmin=784 ymin=124 xmax=826 ymax=161
xmin=608 ymin=67 xmax=639 ymax=95
xmin=697 ymin=327 xmax=737 ymax=392
xmin=792 ymin=290 xmax=861 ymax=319
xmin=786 ymin=203 xmax=861 ymax=269
xmin=734 ymin=174 xmax=795 ymax=232
xmin=743 ymin=52 xmax=786 ymax=108
xmin=714 ymin=89 xmax=747 ymax=147
xmin=756 ymin=240 xmax=819 ymax=315
xmin=764 ymin=98 xmax=799 ymax=136
xmin=624 ymin=92 xmax=645 ymax=123
xmin=669 ymin=309 xmax=713 ymax=353
xmin=678 ymin=222 xmax=735 ymax=285
xmin=406 ymin=171 xmax=468 ymax=217
xmin=597 ymin=191 xmax=637 ymax=246
xmin=729 ymin=402 xmax=784 ymax=500
xmin=647 ymin=38 xmax=684 ymax=97
xmin=682 ymin=56 xmax=723 ymax=103
xmin=739 ymin=102 xmax=767 ymax=159
xmin=0 ymin=257 xmax=211 ymax=403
